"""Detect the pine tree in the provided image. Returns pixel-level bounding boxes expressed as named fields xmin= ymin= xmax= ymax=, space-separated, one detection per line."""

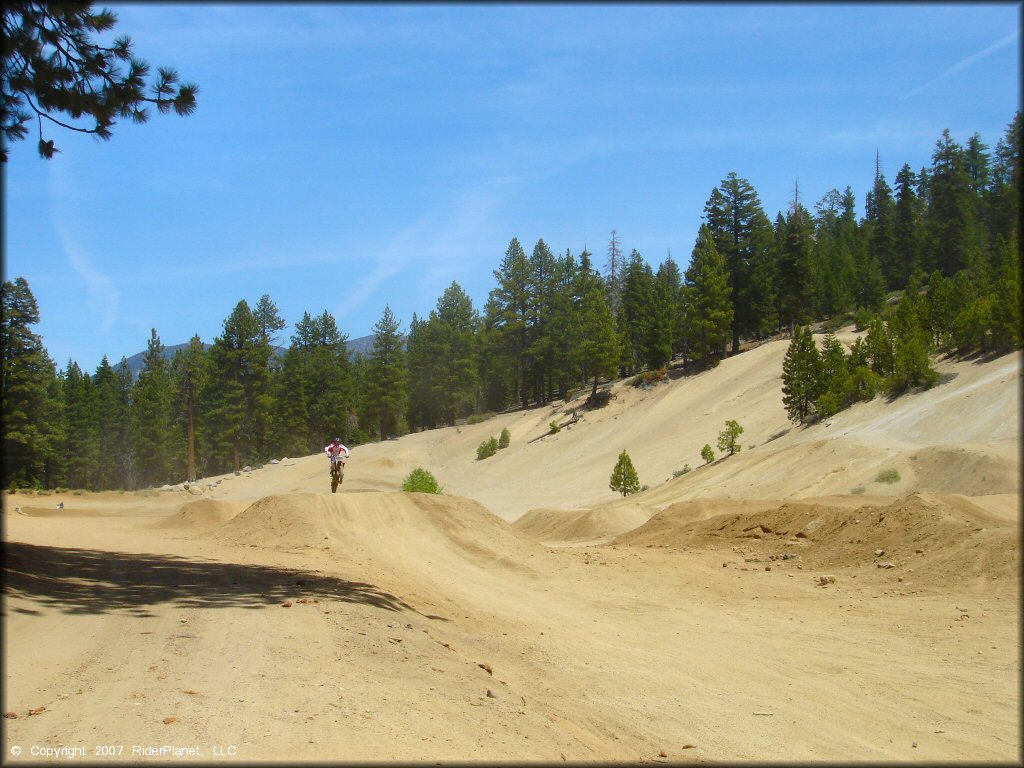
xmin=527 ymin=239 xmax=559 ymax=404
xmin=253 ymin=293 xmax=287 ymax=347
xmin=703 ymin=173 xmax=774 ymax=352
xmin=92 ymin=355 xmax=122 ymax=489
xmin=1 ymin=277 xmax=61 ymax=488
xmin=478 ymin=294 xmax=514 ymax=413
xmin=575 ymin=255 xmax=620 ymax=398
xmin=864 ymin=316 xmax=895 ymax=377
xmin=609 ymin=449 xmax=640 ymax=496
xmin=656 ymin=252 xmax=686 ymax=357
xmin=865 ymin=155 xmax=898 ymax=289
xmin=781 ymin=325 xmax=820 ymax=424
xmin=815 ymin=333 xmax=851 ymax=418
xmin=605 ymin=230 xmax=624 ymax=318
xmin=887 ymin=289 xmax=939 ymax=393
xmin=434 ymin=281 xmax=479 ymax=425
xmin=363 ymin=305 xmax=408 ymax=440
xmin=62 ymin=360 xmax=99 ymax=488
xmin=619 ymin=249 xmax=655 ymax=373
xmin=131 ymin=328 xmax=175 ymax=486
xmin=489 ymin=237 xmax=531 ymax=408
xmin=170 ymin=335 xmax=207 ymax=481
xmin=777 ymin=189 xmax=815 ymax=331
xmin=203 ymin=301 xmax=271 ymax=472
xmin=853 ymin=238 xmax=886 ymax=313
xmin=812 ymin=190 xmax=854 ymax=318
xmin=269 ymin=345 xmax=310 ymax=457
xmin=717 ymin=420 xmax=744 ymax=456
xmin=926 ymin=129 xmax=975 ymax=276
xmin=644 ymin=259 xmax=674 ymax=370
xmin=113 ymin=357 xmax=134 ymax=487
xmin=988 ymin=112 xmax=1021 ymax=247
xmin=701 ymin=444 xmax=715 ymax=464
xmin=549 ymin=249 xmax=581 ymax=401
xmin=405 ymin=312 xmax=442 ymax=431
xmin=296 ymin=310 xmax=351 ymax=450
xmin=685 ymin=225 xmax=733 ymax=366
xmin=988 ymin=236 xmax=1022 ymax=350
xmin=893 ymin=164 xmax=923 ymax=287
xmin=1 ymin=3 xmax=198 ymax=161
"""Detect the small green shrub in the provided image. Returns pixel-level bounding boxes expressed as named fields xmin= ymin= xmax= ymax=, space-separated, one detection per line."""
xmin=549 ymin=421 xmax=560 ymax=434
xmin=476 ymin=437 xmax=499 ymax=460
xmin=875 ymin=468 xmax=900 ymax=484
xmin=498 ymin=427 xmax=511 ymax=449
xmin=402 ymin=468 xmax=441 ymax=494
xmin=701 ymin=444 xmax=715 ymax=464
xmin=639 ymin=484 xmax=650 ymax=493
xmin=851 ymin=485 xmax=866 ymax=495
xmin=466 ymin=412 xmax=496 ymax=425
xmin=672 ymin=464 xmax=692 ymax=479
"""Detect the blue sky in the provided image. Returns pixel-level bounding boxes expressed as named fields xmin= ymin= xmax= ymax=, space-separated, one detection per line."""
xmin=3 ymin=2 xmax=1020 ymax=373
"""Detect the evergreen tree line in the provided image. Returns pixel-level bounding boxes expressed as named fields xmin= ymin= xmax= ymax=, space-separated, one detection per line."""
xmin=2 ymin=114 xmax=1019 ymax=490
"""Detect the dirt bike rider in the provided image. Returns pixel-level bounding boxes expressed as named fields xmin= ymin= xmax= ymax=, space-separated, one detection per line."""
xmin=324 ymin=437 xmax=350 ymax=478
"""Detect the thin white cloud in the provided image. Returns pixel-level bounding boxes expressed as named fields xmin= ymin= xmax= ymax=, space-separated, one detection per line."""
xmin=903 ymin=30 xmax=1019 ymax=100
xmin=335 ymin=183 xmax=507 ymax=329
xmin=117 ymin=251 xmax=347 ymax=286
xmin=49 ymin=159 xmax=119 ymax=333
xmin=819 ymin=119 xmax=937 ymax=154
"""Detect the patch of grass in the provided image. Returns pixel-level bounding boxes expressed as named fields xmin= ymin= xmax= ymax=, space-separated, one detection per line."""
xmin=672 ymin=464 xmax=692 ymax=479
xmin=466 ymin=411 xmax=496 ymax=425
xmin=875 ymin=468 xmax=901 ymax=484
xmin=851 ymin=485 xmax=866 ymax=495
xmin=401 ymin=468 xmax=441 ymax=494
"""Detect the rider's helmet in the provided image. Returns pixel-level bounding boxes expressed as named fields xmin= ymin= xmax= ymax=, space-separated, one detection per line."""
xmin=334 ymin=436 xmax=342 ymax=443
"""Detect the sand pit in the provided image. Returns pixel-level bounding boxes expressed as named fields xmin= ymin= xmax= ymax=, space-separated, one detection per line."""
xmin=2 ymin=342 xmax=1018 ymax=762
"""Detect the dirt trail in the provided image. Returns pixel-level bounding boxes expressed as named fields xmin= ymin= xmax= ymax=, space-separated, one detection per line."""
xmin=2 ymin=342 xmax=1019 ymax=762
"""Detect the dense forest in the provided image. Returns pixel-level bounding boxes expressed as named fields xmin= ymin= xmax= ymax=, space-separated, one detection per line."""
xmin=2 ymin=114 xmax=1020 ymax=491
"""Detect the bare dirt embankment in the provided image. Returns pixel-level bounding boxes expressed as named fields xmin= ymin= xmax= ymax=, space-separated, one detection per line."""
xmin=2 ymin=338 xmax=1019 ymax=762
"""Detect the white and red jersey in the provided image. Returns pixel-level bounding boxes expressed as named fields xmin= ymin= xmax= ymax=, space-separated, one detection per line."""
xmin=324 ymin=441 xmax=350 ymax=462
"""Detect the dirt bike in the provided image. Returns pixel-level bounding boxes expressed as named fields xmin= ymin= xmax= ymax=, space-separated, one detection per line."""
xmin=330 ymin=457 xmax=346 ymax=493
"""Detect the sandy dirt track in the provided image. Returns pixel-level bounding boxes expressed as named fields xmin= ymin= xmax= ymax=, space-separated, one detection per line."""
xmin=2 ymin=339 xmax=1019 ymax=762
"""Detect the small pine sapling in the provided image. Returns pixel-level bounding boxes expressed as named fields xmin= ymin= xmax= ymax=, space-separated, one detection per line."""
xmin=701 ymin=444 xmax=715 ymax=464
xmin=609 ymin=450 xmax=640 ymax=496
xmin=717 ymin=419 xmax=744 ymax=456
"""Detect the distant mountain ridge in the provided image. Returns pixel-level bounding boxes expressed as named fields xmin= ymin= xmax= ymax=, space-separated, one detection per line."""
xmin=120 ymin=333 xmax=394 ymax=379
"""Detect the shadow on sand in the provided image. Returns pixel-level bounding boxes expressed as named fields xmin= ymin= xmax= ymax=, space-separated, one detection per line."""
xmin=2 ymin=541 xmax=414 ymax=618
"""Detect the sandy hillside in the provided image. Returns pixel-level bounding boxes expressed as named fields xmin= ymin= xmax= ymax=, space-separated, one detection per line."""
xmin=2 ymin=338 xmax=1019 ymax=762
